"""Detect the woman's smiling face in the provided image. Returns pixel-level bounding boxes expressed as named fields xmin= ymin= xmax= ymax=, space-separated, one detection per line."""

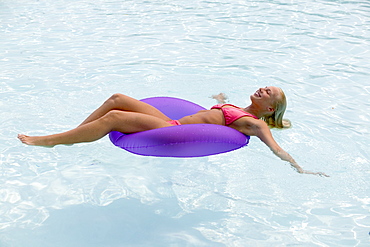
xmin=251 ymin=86 xmax=282 ymax=110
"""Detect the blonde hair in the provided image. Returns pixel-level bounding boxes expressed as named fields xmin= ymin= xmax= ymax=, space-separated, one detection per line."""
xmin=261 ymin=88 xmax=291 ymax=128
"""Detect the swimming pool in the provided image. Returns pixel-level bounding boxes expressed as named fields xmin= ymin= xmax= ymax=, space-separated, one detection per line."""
xmin=1 ymin=0 xmax=369 ymax=246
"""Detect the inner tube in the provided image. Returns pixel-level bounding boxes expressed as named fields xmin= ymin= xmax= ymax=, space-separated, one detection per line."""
xmin=109 ymin=97 xmax=249 ymax=157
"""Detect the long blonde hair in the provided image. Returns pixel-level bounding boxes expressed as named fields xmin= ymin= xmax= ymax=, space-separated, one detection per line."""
xmin=261 ymin=88 xmax=291 ymax=128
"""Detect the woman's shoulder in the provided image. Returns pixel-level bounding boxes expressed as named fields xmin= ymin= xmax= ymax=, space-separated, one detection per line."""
xmin=230 ymin=117 xmax=268 ymax=136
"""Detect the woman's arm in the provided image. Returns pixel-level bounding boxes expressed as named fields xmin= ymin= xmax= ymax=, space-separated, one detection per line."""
xmin=211 ymin=93 xmax=228 ymax=104
xmin=252 ymin=122 xmax=329 ymax=177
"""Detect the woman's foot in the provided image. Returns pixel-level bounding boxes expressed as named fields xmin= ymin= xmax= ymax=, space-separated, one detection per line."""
xmin=17 ymin=134 xmax=55 ymax=147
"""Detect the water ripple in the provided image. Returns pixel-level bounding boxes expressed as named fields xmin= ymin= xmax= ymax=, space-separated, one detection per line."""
xmin=1 ymin=0 xmax=370 ymax=246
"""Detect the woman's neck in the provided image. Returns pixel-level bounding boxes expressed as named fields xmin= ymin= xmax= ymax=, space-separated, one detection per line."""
xmin=243 ymin=105 xmax=265 ymax=119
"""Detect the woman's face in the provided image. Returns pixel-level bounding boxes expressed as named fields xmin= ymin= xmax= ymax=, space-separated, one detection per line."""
xmin=251 ymin=86 xmax=281 ymax=110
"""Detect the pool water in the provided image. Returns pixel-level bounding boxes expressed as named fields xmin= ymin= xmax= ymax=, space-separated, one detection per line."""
xmin=1 ymin=0 xmax=369 ymax=246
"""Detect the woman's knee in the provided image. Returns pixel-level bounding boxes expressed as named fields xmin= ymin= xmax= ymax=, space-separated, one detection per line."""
xmin=104 ymin=109 xmax=124 ymax=120
xmin=97 ymin=110 xmax=126 ymax=129
xmin=110 ymin=93 xmax=127 ymax=101
xmin=105 ymin=93 xmax=126 ymax=106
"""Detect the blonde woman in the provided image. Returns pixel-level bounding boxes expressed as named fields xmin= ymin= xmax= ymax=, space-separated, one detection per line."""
xmin=18 ymin=86 xmax=328 ymax=176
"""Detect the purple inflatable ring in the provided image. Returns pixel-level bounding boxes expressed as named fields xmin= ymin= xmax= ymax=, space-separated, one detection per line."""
xmin=109 ymin=97 xmax=250 ymax=157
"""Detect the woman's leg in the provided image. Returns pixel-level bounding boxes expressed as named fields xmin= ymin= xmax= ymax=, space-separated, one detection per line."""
xmin=18 ymin=110 xmax=173 ymax=147
xmin=79 ymin=93 xmax=171 ymax=126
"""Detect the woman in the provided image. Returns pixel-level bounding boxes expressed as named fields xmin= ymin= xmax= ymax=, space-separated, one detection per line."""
xmin=18 ymin=86 xmax=328 ymax=176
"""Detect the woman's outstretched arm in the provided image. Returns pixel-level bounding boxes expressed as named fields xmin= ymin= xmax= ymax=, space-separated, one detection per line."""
xmin=252 ymin=122 xmax=329 ymax=177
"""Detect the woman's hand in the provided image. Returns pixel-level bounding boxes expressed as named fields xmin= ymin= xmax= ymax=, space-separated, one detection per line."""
xmin=298 ymin=169 xmax=330 ymax=177
xmin=288 ymin=158 xmax=329 ymax=177
xmin=211 ymin=93 xmax=228 ymax=104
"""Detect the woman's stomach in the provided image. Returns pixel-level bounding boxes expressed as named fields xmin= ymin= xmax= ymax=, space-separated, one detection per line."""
xmin=177 ymin=109 xmax=225 ymax=125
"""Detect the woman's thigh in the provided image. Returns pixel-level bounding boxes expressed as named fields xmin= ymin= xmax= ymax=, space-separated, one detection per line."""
xmin=108 ymin=110 xmax=173 ymax=133
xmin=111 ymin=93 xmax=171 ymax=121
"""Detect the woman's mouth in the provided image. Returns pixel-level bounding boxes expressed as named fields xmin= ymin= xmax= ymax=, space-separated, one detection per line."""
xmin=254 ymin=90 xmax=261 ymax=97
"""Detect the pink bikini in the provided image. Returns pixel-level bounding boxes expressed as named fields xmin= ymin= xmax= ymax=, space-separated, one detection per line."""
xmin=211 ymin=104 xmax=259 ymax=125
xmin=167 ymin=104 xmax=258 ymax=126
xmin=167 ymin=120 xmax=181 ymax=126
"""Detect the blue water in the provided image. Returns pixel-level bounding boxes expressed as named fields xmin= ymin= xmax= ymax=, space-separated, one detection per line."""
xmin=1 ymin=0 xmax=369 ymax=246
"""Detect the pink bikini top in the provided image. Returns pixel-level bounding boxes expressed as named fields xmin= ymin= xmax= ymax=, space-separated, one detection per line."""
xmin=211 ymin=104 xmax=259 ymax=125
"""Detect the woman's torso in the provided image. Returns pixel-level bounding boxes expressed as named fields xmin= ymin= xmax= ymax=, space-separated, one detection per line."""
xmin=177 ymin=104 xmax=259 ymax=129
xmin=178 ymin=109 xmax=225 ymax=125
